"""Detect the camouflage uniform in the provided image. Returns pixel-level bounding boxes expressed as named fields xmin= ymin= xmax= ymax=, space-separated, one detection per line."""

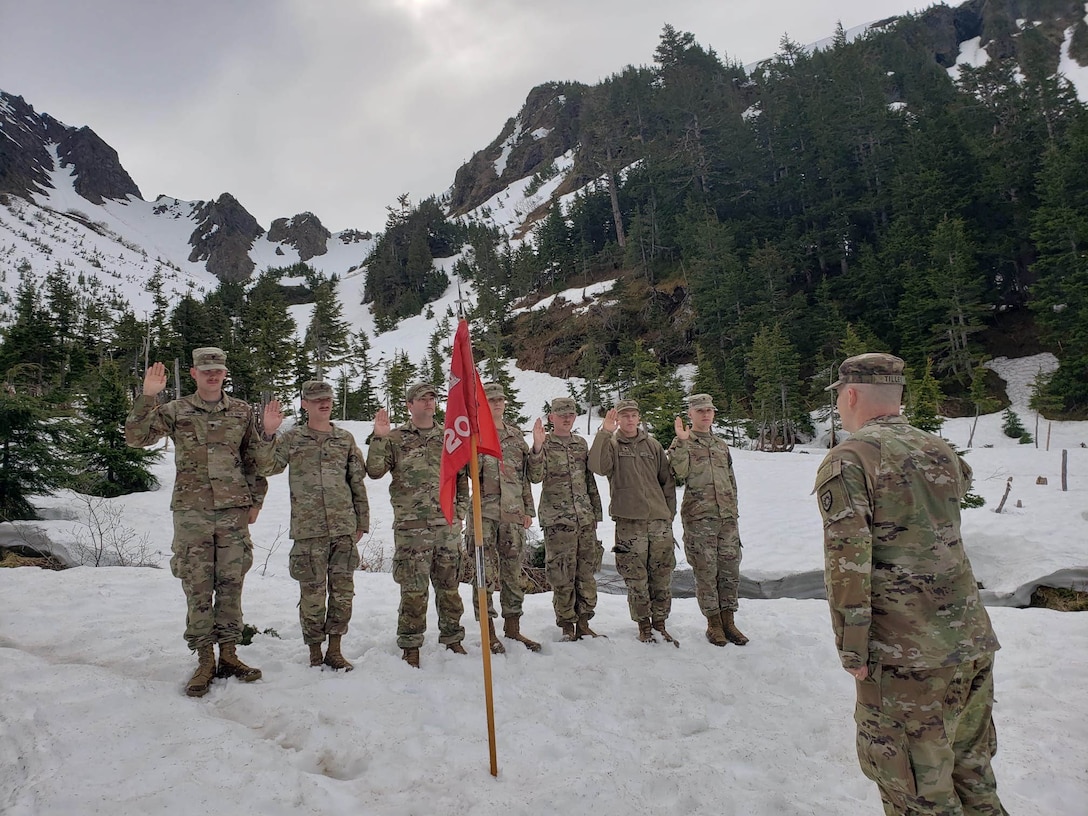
xmin=527 ymin=420 xmax=603 ymax=627
xmin=588 ymin=407 xmax=677 ymax=624
xmin=465 ymin=421 xmax=535 ymax=620
xmin=255 ymin=423 xmax=369 ymax=645
xmin=669 ymin=426 xmax=743 ymax=617
xmin=366 ymin=421 xmax=468 ymax=649
xmin=816 ymin=355 xmax=1005 ymax=816
xmin=125 ymin=388 xmax=267 ymax=651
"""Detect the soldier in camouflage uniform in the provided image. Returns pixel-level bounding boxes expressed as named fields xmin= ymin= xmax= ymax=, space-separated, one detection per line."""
xmin=366 ymin=382 xmax=469 ymax=668
xmin=669 ymin=393 xmax=748 ymax=647
xmin=125 ymin=347 xmax=267 ymax=698
xmin=588 ymin=399 xmax=679 ymax=645
xmin=466 ymin=383 xmax=540 ymax=653
xmin=527 ymin=396 xmax=604 ymax=641
xmin=258 ymin=381 xmax=369 ymax=672
xmin=815 ymin=353 xmax=1007 ymax=816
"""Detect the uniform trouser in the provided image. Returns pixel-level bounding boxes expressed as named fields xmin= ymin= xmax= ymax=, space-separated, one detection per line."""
xmin=392 ymin=525 xmax=465 ymax=649
xmin=613 ymin=518 xmax=676 ymax=623
xmin=170 ymin=507 xmax=253 ymax=650
xmin=465 ymin=517 xmax=526 ymax=620
xmin=544 ymin=523 xmax=602 ymax=625
xmin=289 ymin=534 xmax=360 ymax=644
xmin=682 ymin=516 xmax=742 ymax=616
xmin=854 ymin=654 xmax=1007 ymax=816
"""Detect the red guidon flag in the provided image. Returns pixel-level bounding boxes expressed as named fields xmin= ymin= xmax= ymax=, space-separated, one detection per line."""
xmin=440 ymin=319 xmax=501 ymax=524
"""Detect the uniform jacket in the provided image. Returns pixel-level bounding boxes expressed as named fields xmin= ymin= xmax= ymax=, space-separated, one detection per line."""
xmin=589 ymin=427 xmax=676 ymax=521
xmin=814 ymin=414 xmax=1000 ymax=671
xmin=472 ymin=422 xmax=535 ymax=524
xmin=255 ymin=424 xmax=370 ymax=540
xmin=668 ymin=431 xmax=738 ymax=521
xmin=125 ymin=392 xmax=267 ymax=512
xmin=527 ymin=432 xmax=602 ymax=529
xmin=366 ymin=422 xmax=468 ymax=529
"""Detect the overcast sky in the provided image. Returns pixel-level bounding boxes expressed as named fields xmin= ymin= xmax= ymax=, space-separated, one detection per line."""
xmin=1 ymin=0 xmax=928 ymax=233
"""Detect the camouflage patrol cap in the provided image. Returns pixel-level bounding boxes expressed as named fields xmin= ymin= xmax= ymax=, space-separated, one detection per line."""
xmin=549 ymin=397 xmax=578 ymax=415
xmin=827 ymin=352 xmax=906 ymax=390
xmin=687 ymin=393 xmax=716 ymax=410
xmin=405 ymin=382 xmax=438 ymax=402
xmin=615 ymin=398 xmax=639 ymax=414
xmin=192 ymin=347 xmax=227 ymax=371
xmin=300 ymin=380 xmax=334 ymax=400
xmin=483 ymin=382 xmax=505 ymax=400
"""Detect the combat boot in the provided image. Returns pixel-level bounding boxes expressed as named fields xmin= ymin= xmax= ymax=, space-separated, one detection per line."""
xmin=216 ymin=643 xmax=262 ymax=682
xmin=503 ymin=616 xmax=542 ymax=652
xmin=323 ymin=634 xmax=354 ymax=671
xmin=402 ymin=647 xmax=420 ymax=668
xmin=576 ymin=616 xmax=602 ymax=639
xmin=637 ymin=618 xmax=657 ymax=643
xmin=487 ymin=618 xmax=506 ymax=654
xmin=653 ymin=618 xmax=680 ymax=648
xmin=446 ymin=642 xmax=468 ymax=655
xmin=308 ymin=642 xmax=324 ymax=667
xmin=722 ymin=611 xmax=749 ymax=646
xmin=705 ymin=613 xmax=727 ymax=647
xmin=559 ymin=621 xmax=578 ymax=641
xmin=185 ymin=645 xmax=216 ymax=697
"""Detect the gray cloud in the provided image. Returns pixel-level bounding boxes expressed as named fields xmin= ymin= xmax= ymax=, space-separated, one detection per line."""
xmin=0 ymin=0 xmax=925 ymax=232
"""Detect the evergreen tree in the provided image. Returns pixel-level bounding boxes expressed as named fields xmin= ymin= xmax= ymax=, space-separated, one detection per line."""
xmin=0 ymin=392 xmax=72 ymax=520
xmin=904 ymin=359 xmax=943 ymax=434
xmin=344 ymin=330 xmax=382 ymax=420
xmin=746 ymin=323 xmax=802 ymax=450
xmin=304 ymin=277 xmax=351 ymax=379
xmin=382 ymin=350 xmax=418 ymax=424
xmin=73 ymin=361 xmax=161 ymax=497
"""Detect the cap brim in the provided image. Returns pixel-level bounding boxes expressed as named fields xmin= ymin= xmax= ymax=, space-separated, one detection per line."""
xmin=195 ymin=364 xmax=227 ymax=371
xmin=825 ymin=379 xmax=844 ymax=392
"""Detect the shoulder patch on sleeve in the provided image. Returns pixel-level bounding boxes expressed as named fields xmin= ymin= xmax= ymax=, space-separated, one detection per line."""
xmin=814 ymin=457 xmax=855 ymax=525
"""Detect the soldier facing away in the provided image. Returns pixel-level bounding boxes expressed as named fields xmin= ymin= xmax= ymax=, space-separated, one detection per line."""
xmin=125 ymin=347 xmax=267 ymax=697
xmin=588 ymin=399 xmax=679 ymax=645
xmin=465 ymin=382 xmax=540 ymax=653
xmin=258 ymin=381 xmax=370 ymax=671
xmin=814 ymin=353 xmax=1006 ymax=816
xmin=366 ymin=382 xmax=469 ymax=668
xmin=527 ymin=396 xmax=604 ymax=641
xmin=669 ymin=393 xmax=749 ymax=647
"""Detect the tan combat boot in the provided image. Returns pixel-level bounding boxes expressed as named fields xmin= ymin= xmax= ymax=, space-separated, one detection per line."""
xmin=487 ymin=619 xmax=507 ymax=654
xmin=446 ymin=642 xmax=468 ymax=655
xmin=705 ymin=613 xmax=728 ymax=647
xmin=402 ymin=647 xmax=420 ymax=668
xmin=216 ymin=643 xmax=262 ymax=682
xmin=652 ymin=618 xmax=680 ymax=648
xmin=722 ymin=610 xmax=749 ymax=646
xmin=559 ymin=621 xmax=578 ymax=641
xmin=576 ymin=616 xmax=601 ymax=639
xmin=185 ymin=645 xmax=216 ymax=697
xmin=637 ymin=618 xmax=657 ymax=643
xmin=503 ymin=616 xmax=541 ymax=652
xmin=323 ymin=634 xmax=354 ymax=671
xmin=308 ymin=642 xmax=324 ymax=667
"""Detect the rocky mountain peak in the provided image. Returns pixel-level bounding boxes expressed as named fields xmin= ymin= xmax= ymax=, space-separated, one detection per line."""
xmin=0 ymin=91 xmax=141 ymax=204
xmin=187 ymin=193 xmax=263 ymax=282
xmin=267 ymin=211 xmax=330 ymax=262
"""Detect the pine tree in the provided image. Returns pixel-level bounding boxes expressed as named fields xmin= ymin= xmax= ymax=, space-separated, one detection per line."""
xmin=382 ymin=350 xmax=418 ymax=424
xmin=0 ymin=391 xmax=72 ymax=520
xmin=746 ymin=324 xmax=802 ymax=451
xmin=305 ymin=277 xmax=351 ymax=379
xmin=344 ymin=331 xmax=381 ymax=420
xmin=905 ymin=359 xmax=943 ymax=434
xmin=73 ymin=361 xmax=161 ymax=497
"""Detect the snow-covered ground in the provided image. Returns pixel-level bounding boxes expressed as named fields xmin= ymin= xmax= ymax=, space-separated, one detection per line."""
xmin=1 ymin=353 xmax=1086 ymax=814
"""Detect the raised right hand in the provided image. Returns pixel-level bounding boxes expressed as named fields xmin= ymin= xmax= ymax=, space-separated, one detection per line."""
xmin=674 ymin=415 xmax=690 ymax=441
xmin=263 ymin=399 xmax=284 ymax=436
xmin=601 ymin=408 xmax=618 ymax=433
xmin=143 ymin=362 xmax=167 ymax=397
xmin=372 ymin=408 xmax=391 ymax=438
xmin=532 ymin=417 xmax=545 ymax=451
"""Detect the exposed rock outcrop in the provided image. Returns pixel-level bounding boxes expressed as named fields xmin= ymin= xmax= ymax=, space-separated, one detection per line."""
xmin=267 ymin=211 xmax=330 ymax=261
xmin=188 ymin=193 xmax=263 ymax=282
